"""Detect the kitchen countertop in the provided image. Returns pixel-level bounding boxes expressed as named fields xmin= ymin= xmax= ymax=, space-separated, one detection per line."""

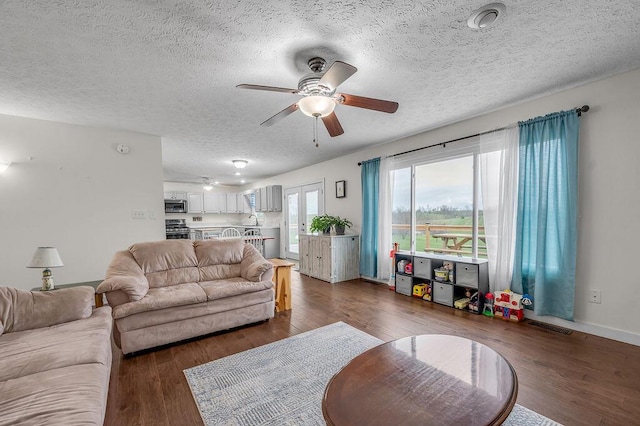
xmin=186 ymin=223 xmax=280 ymax=229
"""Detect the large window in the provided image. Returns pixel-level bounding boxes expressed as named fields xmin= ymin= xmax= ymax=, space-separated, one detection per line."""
xmin=392 ymin=151 xmax=487 ymax=258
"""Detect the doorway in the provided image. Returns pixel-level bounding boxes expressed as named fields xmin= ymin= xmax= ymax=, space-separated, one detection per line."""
xmin=284 ymin=182 xmax=324 ymax=260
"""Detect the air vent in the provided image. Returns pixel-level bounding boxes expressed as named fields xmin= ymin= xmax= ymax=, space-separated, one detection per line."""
xmin=528 ymin=320 xmax=573 ymax=335
xmin=467 ymin=3 xmax=506 ymax=29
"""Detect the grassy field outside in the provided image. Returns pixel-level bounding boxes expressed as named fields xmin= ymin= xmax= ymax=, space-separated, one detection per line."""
xmin=393 ymin=216 xmax=487 ymax=257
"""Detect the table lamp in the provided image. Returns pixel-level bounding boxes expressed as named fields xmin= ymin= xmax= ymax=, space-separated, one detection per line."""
xmin=27 ymin=247 xmax=64 ymax=291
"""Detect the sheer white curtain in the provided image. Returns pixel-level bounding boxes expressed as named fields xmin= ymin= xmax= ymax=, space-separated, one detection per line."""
xmin=479 ymin=126 xmax=519 ymax=292
xmin=376 ymin=156 xmax=395 ymax=281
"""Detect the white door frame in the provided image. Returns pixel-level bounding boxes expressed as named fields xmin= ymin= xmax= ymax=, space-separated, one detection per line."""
xmin=284 ymin=181 xmax=324 ymax=260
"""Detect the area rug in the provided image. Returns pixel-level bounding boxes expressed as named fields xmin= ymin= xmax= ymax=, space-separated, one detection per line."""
xmin=184 ymin=322 xmax=561 ymax=425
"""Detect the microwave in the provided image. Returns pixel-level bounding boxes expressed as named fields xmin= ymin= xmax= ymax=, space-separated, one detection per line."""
xmin=164 ymin=199 xmax=187 ymax=213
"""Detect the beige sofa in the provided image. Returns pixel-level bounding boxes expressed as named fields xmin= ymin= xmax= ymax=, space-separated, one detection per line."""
xmin=97 ymin=238 xmax=275 ymax=354
xmin=0 ymin=286 xmax=112 ymax=426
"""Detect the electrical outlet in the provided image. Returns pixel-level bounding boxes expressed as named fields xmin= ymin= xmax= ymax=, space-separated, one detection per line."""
xmin=131 ymin=210 xmax=147 ymax=219
xmin=589 ymin=289 xmax=601 ymax=304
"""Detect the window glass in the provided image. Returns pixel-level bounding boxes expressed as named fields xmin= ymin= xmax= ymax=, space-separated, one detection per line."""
xmin=392 ymin=168 xmax=412 ymax=250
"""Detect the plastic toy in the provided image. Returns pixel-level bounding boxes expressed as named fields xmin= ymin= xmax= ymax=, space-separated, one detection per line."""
xmin=454 ymin=298 xmax=470 ymax=310
xmin=468 ymin=292 xmax=480 ymax=312
xmin=412 ymin=283 xmax=427 ymax=298
xmin=482 ymin=293 xmax=494 ymax=316
xmin=493 ymin=290 xmax=525 ymax=321
xmin=422 ymin=284 xmax=432 ymax=301
xmin=405 ymin=262 xmax=413 ymax=274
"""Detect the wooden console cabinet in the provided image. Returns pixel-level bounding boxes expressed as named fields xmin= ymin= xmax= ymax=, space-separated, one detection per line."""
xmin=299 ymin=234 xmax=360 ymax=283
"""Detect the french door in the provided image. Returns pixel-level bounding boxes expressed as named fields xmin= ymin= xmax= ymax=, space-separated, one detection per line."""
xmin=284 ymin=182 xmax=324 ymax=260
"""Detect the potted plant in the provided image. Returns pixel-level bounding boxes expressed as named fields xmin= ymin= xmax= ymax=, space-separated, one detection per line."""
xmin=332 ymin=216 xmax=353 ymax=235
xmin=310 ymin=214 xmax=333 ymax=234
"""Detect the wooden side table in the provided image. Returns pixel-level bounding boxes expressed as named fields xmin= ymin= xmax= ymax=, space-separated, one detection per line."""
xmin=268 ymin=258 xmax=295 ymax=312
xmin=32 ymin=280 xmax=103 ymax=307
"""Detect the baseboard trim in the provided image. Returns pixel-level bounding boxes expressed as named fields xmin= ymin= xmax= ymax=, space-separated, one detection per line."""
xmin=524 ymin=311 xmax=640 ymax=347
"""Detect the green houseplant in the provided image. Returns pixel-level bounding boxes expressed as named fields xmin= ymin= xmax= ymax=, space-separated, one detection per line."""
xmin=332 ymin=216 xmax=353 ymax=235
xmin=309 ymin=215 xmax=353 ymax=235
xmin=310 ymin=214 xmax=333 ymax=234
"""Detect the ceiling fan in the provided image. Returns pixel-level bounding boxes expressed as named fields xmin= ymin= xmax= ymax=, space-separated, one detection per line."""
xmin=237 ymin=57 xmax=399 ymax=140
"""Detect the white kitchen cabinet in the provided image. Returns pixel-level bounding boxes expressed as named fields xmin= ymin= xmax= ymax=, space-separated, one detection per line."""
xmin=164 ymin=191 xmax=187 ymax=200
xmin=238 ymin=193 xmax=251 ymax=213
xmin=226 ymin=193 xmax=238 ymax=213
xmin=298 ymin=234 xmax=359 ymax=283
xmin=203 ymin=193 xmax=227 ymax=213
xmin=266 ymin=185 xmax=282 ymax=212
xmin=187 ymin=193 xmax=204 ymax=213
xmin=253 ymin=185 xmax=282 ymax=213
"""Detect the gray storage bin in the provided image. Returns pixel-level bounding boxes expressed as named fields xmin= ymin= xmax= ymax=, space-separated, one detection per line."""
xmin=395 ymin=274 xmax=413 ymax=296
xmin=456 ymin=263 xmax=479 ymax=288
xmin=413 ymin=257 xmax=432 ymax=278
xmin=433 ymin=281 xmax=453 ymax=306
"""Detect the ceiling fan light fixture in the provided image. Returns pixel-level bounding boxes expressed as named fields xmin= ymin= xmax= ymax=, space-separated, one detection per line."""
xmin=467 ymin=3 xmax=506 ymax=29
xmin=298 ymin=95 xmax=336 ymax=118
xmin=232 ymin=159 xmax=248 ymax=169
xmin=203 ymin=177 xmax=213 ymax=191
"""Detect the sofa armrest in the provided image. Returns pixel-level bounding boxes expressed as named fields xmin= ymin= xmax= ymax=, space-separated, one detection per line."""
xmin=0 ymin=286 xmax=94 ymax=334
xmin=240 ymin=244 xmax=274 ymax=282
xmin=97 ymin=275 xmax=148 ymax=301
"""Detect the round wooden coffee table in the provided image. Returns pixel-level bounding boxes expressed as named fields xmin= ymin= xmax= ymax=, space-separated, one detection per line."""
xmin=322 ymin=334 xmax=518 ymax=426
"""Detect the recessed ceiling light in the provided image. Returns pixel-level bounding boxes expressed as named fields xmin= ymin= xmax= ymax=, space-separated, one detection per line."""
xmin=240 ymin=179 xmax=245 ymax=183
xmin=234 ymin=172 xmax=241 ymax=176
xmin=214 ymin=181 xmax=219 ymax=184
xmin=467 ymin=3 xmax=506 ymax=29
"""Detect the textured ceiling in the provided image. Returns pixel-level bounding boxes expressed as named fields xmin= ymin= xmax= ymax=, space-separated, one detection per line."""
xmin=1 ymin=1 xmax=639 ymax=185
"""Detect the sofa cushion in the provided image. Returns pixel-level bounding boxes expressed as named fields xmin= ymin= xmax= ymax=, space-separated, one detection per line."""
xmin=0 ymin=363 xmax=109 ymax=426
xmin=115 ymin=289 xmax=274 ymax=333
xmin=130 ymin=240 xmax=198 ymax=273
xmin=0 ymin=307 xmax=112 ymax=382
xmin=195 ymin=239 xmax=245 ymax=266
xmin=198 ymin=278 xmax=274 ymax=301
xmin=145 ymin=267 xmax=201 ymax=288
xmin=0 ymin=286 xmax=93 ymax=334
xmin=111 ymin=282 xmax=207 ymax=320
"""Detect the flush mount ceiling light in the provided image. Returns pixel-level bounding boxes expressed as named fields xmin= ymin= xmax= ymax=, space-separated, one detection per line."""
xmin=467 ymin=3 xmax=506 ymax=29
xmin=0 ymin=161 xmax=11 ymax=173
xmin=232 ymin=159 xmax=248 ymax=169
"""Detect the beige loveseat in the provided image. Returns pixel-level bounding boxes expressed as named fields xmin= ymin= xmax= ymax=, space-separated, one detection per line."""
xmin=97 ymin=239 xmax=275 ymax=354
xmin=0 ymin=286 xmax=112 ymax=425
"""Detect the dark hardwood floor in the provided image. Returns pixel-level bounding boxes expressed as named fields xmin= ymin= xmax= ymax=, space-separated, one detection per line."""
xmin=105 ymin=271 xmax=640 ymax=425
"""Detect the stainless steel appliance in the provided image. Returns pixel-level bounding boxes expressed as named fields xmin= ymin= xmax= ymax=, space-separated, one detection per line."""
xmin=165 ymin=199 xmax=187 ymax=213
xmin=165 ymin=219 xmax=190 ymax=239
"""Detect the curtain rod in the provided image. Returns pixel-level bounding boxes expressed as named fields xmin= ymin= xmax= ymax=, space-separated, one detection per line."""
xmin=357 ymin=105 xmax=589 ymax=166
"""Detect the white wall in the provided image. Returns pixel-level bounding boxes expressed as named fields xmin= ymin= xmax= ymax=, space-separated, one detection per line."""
xmin=249 ymin=68 xmax=640 ymax=344
xmin=0 ymin=115 xmax=165 ymax=290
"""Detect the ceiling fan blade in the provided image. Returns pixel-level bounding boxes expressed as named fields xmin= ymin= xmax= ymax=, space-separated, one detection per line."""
xmin=318 ymin=61 xmax=357 ymax=91
xmin=339 ymin=93 xmax=399 ymax=113
xmin=321 ymin=112 xmax=344 ymax=137
xmin=237 ymin=84 xmax=299 ymax=94
xmin=260 ymin=103 xmax=299 ymax=127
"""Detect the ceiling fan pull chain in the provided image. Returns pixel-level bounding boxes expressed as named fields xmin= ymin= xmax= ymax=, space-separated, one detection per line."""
xmin=314 ymin=114 xmax=319 ymax=148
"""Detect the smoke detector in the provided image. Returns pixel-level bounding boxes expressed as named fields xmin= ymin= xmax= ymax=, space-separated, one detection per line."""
xmin=467 ymin=3 xmax=506 ymax=29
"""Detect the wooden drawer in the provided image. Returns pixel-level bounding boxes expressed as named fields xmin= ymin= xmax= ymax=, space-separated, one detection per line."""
xmin=433 ymin=282 xmax=453 ymax=306
xmin=456 ymin=263 xmax=479 ymax=288
xmin=413 ymin=258 xmax=432 ymax=278
xmin=395 ymin=274 xmax=412 ymax=296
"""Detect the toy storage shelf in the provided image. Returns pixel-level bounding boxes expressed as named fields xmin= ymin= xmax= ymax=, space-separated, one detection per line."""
xmin=394 ymin=251 xmax=489 ymax=314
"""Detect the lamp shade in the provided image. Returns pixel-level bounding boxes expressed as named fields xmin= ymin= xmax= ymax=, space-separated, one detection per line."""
xmin=27 ymin=247 xmax=64 ymax=268
xmin=298 ymin=95 xmax=336 ymax=117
